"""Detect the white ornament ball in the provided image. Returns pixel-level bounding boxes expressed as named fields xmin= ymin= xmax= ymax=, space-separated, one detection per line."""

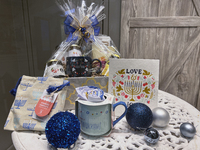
xmin=152 ymin=107 xmax=170 ymax=127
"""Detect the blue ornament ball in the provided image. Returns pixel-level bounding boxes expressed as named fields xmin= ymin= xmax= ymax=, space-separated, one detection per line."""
xmin=45 ymin=111 xmax=80 ymax=148
xmin=126 ymin=103 xmax=153 ymax=130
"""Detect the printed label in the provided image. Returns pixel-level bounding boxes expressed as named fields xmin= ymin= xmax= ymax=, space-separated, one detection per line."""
xmin=35 ymin=90 xmax=58 ymax=117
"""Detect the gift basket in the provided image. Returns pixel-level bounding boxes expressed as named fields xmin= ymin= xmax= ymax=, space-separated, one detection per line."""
xmin=43 ymin=0 xmax=120 ymax=78
xmin=6 ymin=1 xmax=199 ymax=150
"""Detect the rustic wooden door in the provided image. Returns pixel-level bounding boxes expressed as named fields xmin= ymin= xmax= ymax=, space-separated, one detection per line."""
xmin=120 ymin=0 xmax=200 ymax=110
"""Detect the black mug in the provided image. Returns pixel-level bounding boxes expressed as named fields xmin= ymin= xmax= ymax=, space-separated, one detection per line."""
xmin=66 ymin=56 xmax=102 ymax=77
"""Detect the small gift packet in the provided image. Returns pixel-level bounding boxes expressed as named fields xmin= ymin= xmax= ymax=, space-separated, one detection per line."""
xmin=4 ymin=75 xmax=70 ymax=131
xmin=76 ymin=86 xmax=105 ymax=102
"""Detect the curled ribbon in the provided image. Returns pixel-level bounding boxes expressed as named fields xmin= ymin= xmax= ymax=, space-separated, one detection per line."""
xmin=64 ymin=14 xmax=100 ymax=42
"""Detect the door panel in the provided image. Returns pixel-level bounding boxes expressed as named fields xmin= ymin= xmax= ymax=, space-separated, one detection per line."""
xmin=120 ymin=0 xmax=200 ymax=110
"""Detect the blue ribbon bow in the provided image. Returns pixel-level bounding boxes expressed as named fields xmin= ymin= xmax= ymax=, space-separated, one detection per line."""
xmin=64 ymin=14 xmax=100 ymax=42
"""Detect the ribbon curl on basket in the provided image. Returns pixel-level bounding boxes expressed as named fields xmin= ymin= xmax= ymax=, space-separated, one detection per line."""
xmin=57 ymin=0 xmax=105 ymax=42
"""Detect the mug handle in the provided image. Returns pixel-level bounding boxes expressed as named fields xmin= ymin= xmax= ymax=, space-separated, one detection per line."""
xmin=113 ymin=101 xmax=127 ymax=126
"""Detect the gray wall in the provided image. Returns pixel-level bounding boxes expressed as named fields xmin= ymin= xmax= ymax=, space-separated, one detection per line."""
xmin=0 ymin=0 xmax=121 ymax=149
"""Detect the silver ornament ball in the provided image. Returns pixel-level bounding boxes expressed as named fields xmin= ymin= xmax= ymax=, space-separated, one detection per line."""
xmin=152 ymin=107 xmax=170 ymax=127
xmin=180 ymin=122 xmax=196 ymax=138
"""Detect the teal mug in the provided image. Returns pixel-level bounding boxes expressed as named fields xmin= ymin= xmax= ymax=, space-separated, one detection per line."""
xmin=76 ymin=93 xmax=127 ymax=136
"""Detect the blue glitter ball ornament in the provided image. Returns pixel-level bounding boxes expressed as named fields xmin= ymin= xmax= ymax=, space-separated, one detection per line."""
xmin=45 ymin=111 xmax=80 ymax=148
xmin=126 ymin=103 xmax=153 ymax=130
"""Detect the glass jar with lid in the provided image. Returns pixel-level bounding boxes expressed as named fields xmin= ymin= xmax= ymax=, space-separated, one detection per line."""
xmin=68 ymin=44 xmax=82 ymax=57
xmin=45 ymin=59 xmax=65 ymax=77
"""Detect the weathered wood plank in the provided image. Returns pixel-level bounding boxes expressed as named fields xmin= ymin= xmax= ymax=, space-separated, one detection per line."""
xmin=129 ymin=16 xmax=200 ymax=28
xmin=160 ymin=27 xmax=200 ymax=91
xmin=197 ymin=91 xmax=200 ymax=110
xmin=120 ymin=0 xmax=131 ymax=56
xmin=184 ymin=43 xmax=200 ymax=107
xmin=163 ymin=28 xmax=192 ymax=98
xmin=167 ymin=43 xmax=200 ymax=108
xmin=164 ymin=8 xmax=199 ymax=108
xmin=192 ymin=0 xmax=200 ymax=16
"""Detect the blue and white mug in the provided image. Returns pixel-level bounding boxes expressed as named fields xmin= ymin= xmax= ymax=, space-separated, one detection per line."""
xmin=76 ymin=93 xmax=127 ymax=136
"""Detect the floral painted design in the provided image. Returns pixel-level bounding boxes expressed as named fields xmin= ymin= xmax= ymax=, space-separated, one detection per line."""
xmin=111 ymin=69 xmax=156 ymax=105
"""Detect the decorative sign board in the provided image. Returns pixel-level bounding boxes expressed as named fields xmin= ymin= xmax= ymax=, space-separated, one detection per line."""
xmin=108 ymin=59 xmax=159 ymax=116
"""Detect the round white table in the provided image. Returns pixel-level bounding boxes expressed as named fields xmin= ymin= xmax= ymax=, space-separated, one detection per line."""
xmin=12 ymin=90 xmax=200 ymax=150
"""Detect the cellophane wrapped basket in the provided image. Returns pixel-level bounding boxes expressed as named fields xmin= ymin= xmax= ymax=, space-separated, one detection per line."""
xmin=43 ymin=0 xmax=120 ymax=78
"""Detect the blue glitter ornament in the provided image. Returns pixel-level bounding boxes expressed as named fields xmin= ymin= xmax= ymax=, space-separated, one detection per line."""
xmin=45 ymin=111 xmax=80 ymax=148
xmin=126 ymin=103 xmax=153 ymax=130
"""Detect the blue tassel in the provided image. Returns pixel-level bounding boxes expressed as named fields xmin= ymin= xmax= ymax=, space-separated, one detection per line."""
xmin=10 ymin=76 xmax=22 ymax=97
xmin=47 ymin=81 xmax=70 ymax=94
xmin=10 ymin=89 xmax=17 ymax=97
xmin=46 ymin=86 xmax=57 ymax=94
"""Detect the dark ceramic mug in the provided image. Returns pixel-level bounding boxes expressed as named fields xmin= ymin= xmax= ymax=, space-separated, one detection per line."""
xmin=66 ymin=56 xmax=102 ymax=77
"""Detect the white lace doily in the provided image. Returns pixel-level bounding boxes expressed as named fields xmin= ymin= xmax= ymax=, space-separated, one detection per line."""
xmin=12 ymin=90 xmax=200 ymax=150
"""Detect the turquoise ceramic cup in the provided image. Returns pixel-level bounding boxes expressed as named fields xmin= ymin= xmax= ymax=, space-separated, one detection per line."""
xmin=77 ymin=98 xmax=127 ymax=136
